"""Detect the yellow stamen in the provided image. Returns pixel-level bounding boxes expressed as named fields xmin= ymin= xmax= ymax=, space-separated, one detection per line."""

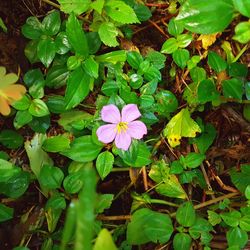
xmin=116 ymin=122 xmax=128 ymax=134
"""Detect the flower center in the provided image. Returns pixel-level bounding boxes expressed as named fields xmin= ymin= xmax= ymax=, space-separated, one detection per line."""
xmin=116 ymin=122 xmax=128 ymax=134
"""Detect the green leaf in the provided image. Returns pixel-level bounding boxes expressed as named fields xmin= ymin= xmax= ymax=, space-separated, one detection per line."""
xmin=21 ymin=16 xmax=43 ymax=39
xmin=65 ymin=67 xmax=92 ymax=109
xmin=222 ymin=78 xmax=243 ymax=100
xmin=95 ymin=50 xmax=127 ymax=64
xmin=91 ymin=0 xmax=105 ymax=14
xmin=25 ymin=133 xmax=53 ymax=178
xmin=228 ymin=63 xmax=248 ymax=78
xmin=145 ymin=51 xmax=166 ymax=70
xmin=101 ymin=80 xmax=119 ymax=96
xmin=208 ymin=51 xmax=227 ymax=73
xmin=95 ymin=194 xmax=114 ymax=213
xmin=177 ymin=33 xmax=193 ymax=48
xmin=0 ymin=17 xmax=7 ymax=33
xmin=127 ymin=51 xmax=143 ymax=69
xmin=163 ymin=108 xmax=201 ymax=147
xmin=29 ymin=99 xmax=50 ymax=117
xmin=42 ymin=135 xmax=71 ymax=152
xmin=83 ymin=57 xmax=99 ymax=78
xmin=66 ymin=13 xmax=89 ymax=57
xmin=105 ymin=0 xmax=139 ymax=24
xmin=221 ymin=211 xmax=241 ymax=227
xmin=230 ymin=165 xmax=250 ymax=193
xmin=55 ymin=32 xmax=71 ymax=54
xmin=232 ymin=0 xmax=250 ymax=17
xmin=130 ymin=74 xmax=143 ymax=89
xmin=175 ymin=0 xmax=234 ymax=34
xmin=197 ymin=79 xmax=219 ymax=103
xmin=86 ymin=32 xmax=102 ymax=54
xmin=240 ymin=215 xmax=250 ymax=231
xmin=226 ymin=227 xmax=248 ymax=248
xmin=173 ymin=49 xmax=190 ymax=69
xmin=127 ymin=208 xmax=173 ymax=245
xmin=46 ymin=65 xmax=69 ymax=89
xmin=168 ymin=18 xmax=184 ymax=37
xmin=155 ymin=90 xmax=178 ymax=114
xmin=173 ymin=233 xmax=192 ymax=250
xmin=93 ymin=229 xmax=118 ymax=250
xmin=46 ymin=95 xmax=66 ymax=114
xmin=24 ymin=40 xmax=39 ymax=64
xmin=189 ymin=217 xmax=213 ymax=239
xmin=38 ymin=165 xmax=64 ymax=189
xmin=190 ymin=67 xmax=206 ymax=83
xmin=42 ymin=10 xmax=61 ymax=36
xmin=161 ymin=38 xmax=178 ymax=54
xmin=98 ymin=22 xmax=119 ymax=47
xmin=208 ymin=210 xmax=221 ymax=226
xmin=0 ymin=130 xmax=24 ymax=149
xmin=58 ymin=0 xmax=91 ymax=15
xmin=37 ymin=38 xmax=56 ymax=67
xmin=14 ymin=110 xmax=33 ymax=129
xmin=133 ymin=4 xmax=152 ymax=22
xmin=176 ymin=201 xmax=196 ymax=227
xmin=96 ymin=151 xmax=114 ymax=180
xmin=0 ymin=203 xmax=14 ymax=222
xmin=245 ymin=185 xmax=250 ymax=199
xmin=233 ymin=22 xmax=250 ymax=44
xmin=12 ymin=94 xmax=31 ymax=110
xmin=181 ymin=152 xmax=205 ymax=169
xmin=61 ymin=135 xmax=102 ymax=162
xmin=29 ymin=116 xmax=50 ymax=134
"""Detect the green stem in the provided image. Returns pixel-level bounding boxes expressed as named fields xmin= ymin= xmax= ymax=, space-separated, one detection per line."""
xmin=233 ymin=44 xmax=249 ymax=63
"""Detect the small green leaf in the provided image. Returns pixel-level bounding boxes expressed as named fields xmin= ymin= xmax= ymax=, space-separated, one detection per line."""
xmin=14 ymin=110 xmax=33 ymax=129
xmin=61 ymin=135 xmax=102 ymax=162
xmin=208 ymin=51 xmax=227 ymax=73
xmin=46 ymin=65 xmax=69 ymax=89
xmin=177 ymin=33 xmax=193 ymax=48
xmin=155 ymin=90 xmax=178 ymax=114
xmin=181 ymin=152 xmax=205 ymax=169
xmin=134 ymin=4 xmax=152 ymax=22
xmin=161 ymin=38 xmax=178 ymax=54
xmin=173 ymin=233 xmax=192 ymax=250
xmin=0 ymin=130 xmax=24 ymax=149
xmin=105 ymin=0 xmax=139 ymax=24
xmin=232 ymin=0 xmax=250 ymax=17
xmin=55 ymin=32 xmax=71 ymax=54
xmin=208 ymin=210 xmax=221 ymax=226
xmin=230 ymin=165 xmax=250 ymax=193
xmin=222 ymin=78 xmax=243 ymax=100
xmin=96 ymin=151 xmax=114 ymax=180
xmin=197 ymin=79 xmax=219 ymax=103
xmin=42 ymin=135 xmax=71 ymax=152
xmin=233 ymin=22 xmax=250 ymax=44
xmin=173 ymin=49 xmax=190 ymax=69
xmin=0 ymin=203 xmax=14 ymax=222
xmin=95 ymin=50 xmax=127 ymax=64
xmin=83 ymin=57 xmax=99 ymax=78
xmin=37 ymin=38 xmax=56 ymax=67
xmin=240 ymin=215 xmax=250 ymax=231
xmin=29 ymin=99 xmax=50 ymax=117
xmin=91 ymin=0 xmax=105 ymax=14
xmin=190 ymin=67 xmax=206 ymax=83
xmin=22 ymin=16 xmax=43 ymax=39
xmin=101 ymin=80 xmax=119 ymax=96
xmin=226 ymin=227 xmax=248 ymax=248
xmin=221 ymin=211 xmax=241 ymax=227
xmin=39 ymin=165 xmax=64 ymax=189
xmin=93 ymin=229 xmax=118 ymax=250
xmin=127 ymin=51 xmax=143 ymax=69
xmin=58 ymin=0 xmax=91 ymax=15
xmin=127 ymin=208 xmax=173 ymax=245
xmin=98 ymin=22 xmax=119 ymax=47
xmin=42 ymin=10 xmax=61 ymax=36
xmin=176 ymin=201 xmax=196 ymax=227
xmin=63 ymin=172 xmax=84 ymax=194
xmin=66 ymin=13 xmax=89 ymax=57
xmin=12 ymin=94 xmax=31 ymax=110
xmin=168 ymin=18 xmax=184 ymax=37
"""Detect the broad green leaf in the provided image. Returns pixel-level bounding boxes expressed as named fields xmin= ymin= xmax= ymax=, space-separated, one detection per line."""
xmin=58 ymin=0 xmax=91 ymax=15
xmin=93 ymin=229 xmax=117 ymax=250
xmin=226 ymin=227 xmax=248 ymax=248
xmin=83 ymin=57 xmax=99 ymax=78
xmin=221 ymin=211 xmax=241 ymax=227
xmin=232 ymin=0 xmax=250 ymax=17
xmin=12 ymin=94 xmax=31 ymax=110
xmin=228 ymin=63 xmax=248 ymax=78
xmin=37 ymin=38 xmax=56 ymax=67
xmin=127 ymin=208 xmax=173 ymax=244
xmin=181 ymin=152 xmax=205 ymax=169
xmin=233 ymin=22 xmax=250 ymax=44
xmin=230 ymin=165 xmax=250 ymax=193
xmin=91 ymin=0 xmax=104 ymax=14
xmin=65 ymin=67 xmax=92 ymax=109
xmin=95 ymin=50 xmax=127 ymax=64
xmin=176 ymin=201 xmax=196 ymax=227
xmin=105 ymin=0 xmax=139 ymax=24
xmin=190 ymin=67 xmax=206 ymax=83
xmin=63 ymin=171 xmax=84 ymax=194
xmin=134 ymin=4 xmax=152 ymax=22
xmin=173 ymin=49 xmax=190 ymax=69
xmin=14 ymin=110 xmax=33 ymax=129
xmin=55 ymin=32 xmax=71 ymax=54
xmin=42 ymin=10 xmax=61 ymax=36
xmin=161 ymin=38 xmax=178 ymax=54
xmin=144 ymin=65 xmax=161 ymax=81
xmin=96 ymin=151 xmax=114 ymax=180
xmin=173 ymin=233 xmax=192 ymax=250
xmin=24 ymin=40 xmax=39 ymax=64
xmin=208 ymin=51 xmax=227 ymax=73
xmin=0 ymin=159 xmax=20 ymax=182
xmin=245 ymin=185 xmax=250 ymax=199
xmin=127 ymin=51 xmax=143 ymax=69
xmin=29 ymin=99 xmax=50 ymax=117
xmin=28 ymin=116 xmax=50 ymax=134
xmin=0 ymin=203 xmax=13 ymax=222
xmin=145 ymin=51 xmax=166 ymax=70
xmin=21 ymin=16 xmax=43 ymax=39
xmin=177 ymin=33 xmax=193 ymax=48
xmin=86 ymin=32 xmax=102 ymax=54
xmin=61 ymin=135 xmax=102 ymax=162
xmin=208 ymin=210 xmax=221 ymax=226
xmin=46 ymin=95 xmax=66 ymax=114
xmin=25 ymin=133 xmax=53 ymax=178
xmin=163 ymin=108 xmax=201 ymax=147
xmin=189 ymin=217 xmax=213 ymax=239
xmin=240 ymin=215 xmax=250 ymax=231
xmin=98 ymin=22 xmax=119 ymax=47
xmin=101 ymin=80 xmax=119 ymax=96
xmin=176 ymin=0 xmax=234 ymax=34
xmin=222 ymin=78 xmax=243 ymax=100
xmin=0 ymin=130 xmax=24 ymax=149
xmin=155 ymin=90 xmax=178 ymax=114
xmin=42 ymin=135 xmax=71 ymax=152
xmin=46 ymin=65 xmax=69 ymax=89
xmin=168 ymin=18 xmax=184 ymax=37
xmin=95 ymin=194 xmax=114 ymax=213
xmin=197 ymin=79 xmax=219 ymax=103
xmin=38 ymin=165 xmax=64 ymax=189
xmin=66 ymin=13 xmax=89 ymax=57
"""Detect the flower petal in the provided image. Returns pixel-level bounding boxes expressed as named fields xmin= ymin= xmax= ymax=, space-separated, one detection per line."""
xmin=127 ymin=121 xmax=147 ymax=139
xmin=115 ymin=132 xmax=132 ymax=151
xmin=121 ymin=104 xmax=141 ymax=122
xmin=3 ymin=85 xmax=26 ymax=102
xmin=101 ymin=104 xmax=121 ymax=123
xmin=96 ymin=124 xmax=117 ymax=144
xmin=0 ymin=97 xmax=11 ymax=116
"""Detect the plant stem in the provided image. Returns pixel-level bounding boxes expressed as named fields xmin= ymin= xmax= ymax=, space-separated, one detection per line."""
xmin=41 ymin=0 xmax=60 ymax=8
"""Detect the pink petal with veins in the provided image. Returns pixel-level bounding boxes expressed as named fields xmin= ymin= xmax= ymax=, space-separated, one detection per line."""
xmin=115 ymin=132 xmax=132 ymax=151
xmin=127 ymin=121 xmax=147 ymax=139
xmin=101 ymin=104 xmax=121 ymax=123
xmin=121 ymin=104 xmax=141 ymax=122
xmin=96 ymin=124 xmax=117 ymax=143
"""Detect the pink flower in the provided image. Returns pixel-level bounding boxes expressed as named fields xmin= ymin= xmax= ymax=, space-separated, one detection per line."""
xmin=96 ymin=104 xmax=147 ymax=151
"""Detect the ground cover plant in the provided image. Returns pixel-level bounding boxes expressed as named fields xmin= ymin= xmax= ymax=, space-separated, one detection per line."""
xmin=0 ymin=0 xmax=250 ymax=249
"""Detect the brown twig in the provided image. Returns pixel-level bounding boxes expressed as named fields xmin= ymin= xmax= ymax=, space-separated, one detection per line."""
xmin=148 ymin=19 xmax=169 ymax=38
xmin=141 ymin=166 xmax=149 ymax=191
